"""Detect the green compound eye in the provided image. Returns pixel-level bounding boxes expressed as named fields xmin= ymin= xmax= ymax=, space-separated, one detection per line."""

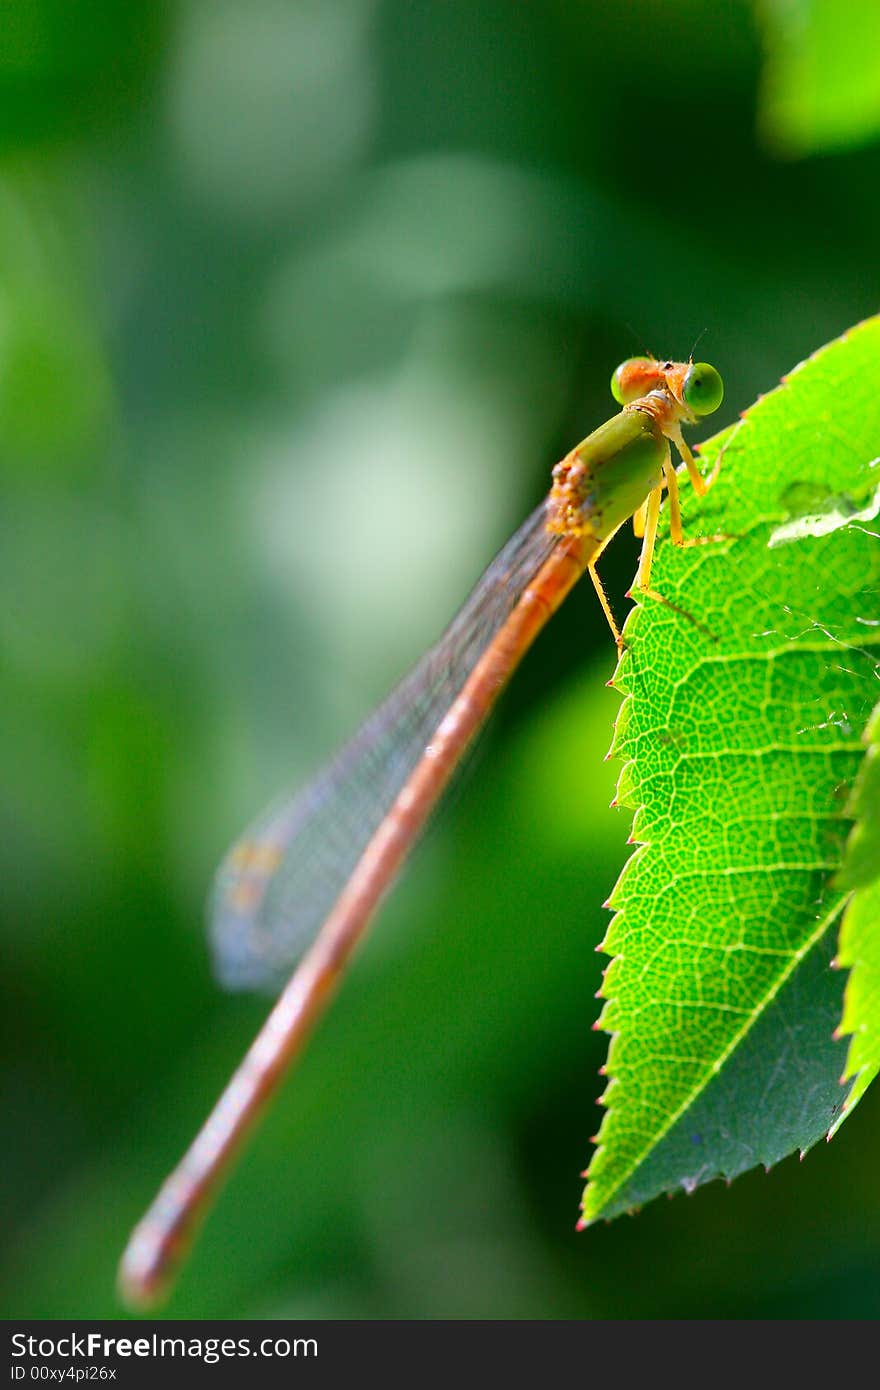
xmin=610 ymin=357 xmax=652 ymax=406
xmin=682 ymin=362 xmax=724 ymax=417
xmin=610 ymin=361 xmax=628 ymax=405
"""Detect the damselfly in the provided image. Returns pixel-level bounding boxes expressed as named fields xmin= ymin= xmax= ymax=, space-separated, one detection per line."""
xmin=119 ymin=355 xmax=725 ymax=1305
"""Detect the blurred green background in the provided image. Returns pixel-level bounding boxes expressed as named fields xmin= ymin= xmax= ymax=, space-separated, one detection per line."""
xmin=2 ymin=0 xmax=880 ymax=1319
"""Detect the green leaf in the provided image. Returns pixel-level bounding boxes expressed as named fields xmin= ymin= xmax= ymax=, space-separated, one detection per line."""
xmin=837 ymin=702 xmax=880 ymax=894
xmin=831 ymin=702 xmax=880 ymax=1129
xmin=582 ymin=316 xmax=880 ymax=1225
xmin=755 ymin=0 xmax=880 ymax=157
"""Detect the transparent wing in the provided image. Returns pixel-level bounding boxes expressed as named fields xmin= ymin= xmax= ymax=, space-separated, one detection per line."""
xmin=210 ymin=500 xmax=559 ymax=992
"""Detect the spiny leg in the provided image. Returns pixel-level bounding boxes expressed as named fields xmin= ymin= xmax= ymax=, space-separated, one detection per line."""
xmin=631 ymin=464 xmax=720 ymax=643
xmin=668 ymin=424 xmax=722 ymax=497
xmin=633 ymin=483 xmax=663 ymax=594
xmin=663 ymin=458 xmax=727 ymax=549
xmin=589 ymin=564 xmax=623 ymax=650
xmin=614 ymin=434 xmax=728 ymax=645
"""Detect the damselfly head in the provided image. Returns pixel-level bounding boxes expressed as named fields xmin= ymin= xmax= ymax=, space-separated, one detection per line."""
xmin=611 ymin=357 xmax=724 ymax=422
